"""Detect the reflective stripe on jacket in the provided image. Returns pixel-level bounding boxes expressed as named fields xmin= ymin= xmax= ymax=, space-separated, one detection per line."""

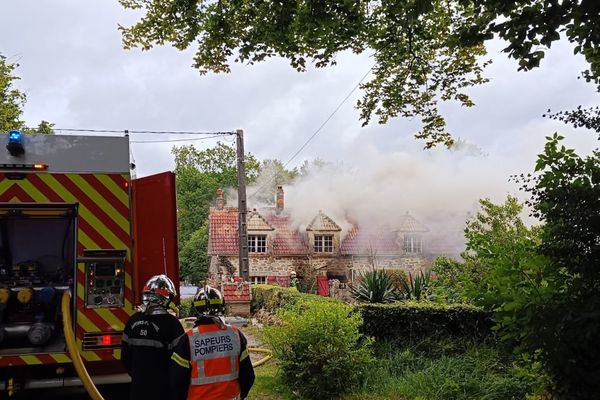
xmin=187 ymin=323 xmax=242 ymax=400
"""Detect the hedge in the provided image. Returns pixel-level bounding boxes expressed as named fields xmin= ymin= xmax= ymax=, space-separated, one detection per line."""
xmin=358 ymin=301 xmax=493 ymax=341
xmin=251 ymin=284 xmax=337 ymax=313
xmin=252 ymin=285 xmax=493 ymax=341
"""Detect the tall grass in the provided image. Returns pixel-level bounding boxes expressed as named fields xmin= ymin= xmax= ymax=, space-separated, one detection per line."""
xmin=353 ymin=337 xmax=536 ymax=400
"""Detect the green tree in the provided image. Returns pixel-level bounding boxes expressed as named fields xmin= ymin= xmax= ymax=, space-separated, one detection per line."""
xmin=0 ymin=55 xmax=54 ymax=134
xmin=252 ymin=158 xmax=299 ymax=204
xmin=179 ymin=223 xmax=210 ymax=285
xmin=119 ymin=1 xmax=599 ymax=148
xmin=516 ymin=133 xmax=600 ymax=399
xmin=173 ymin=142 xmax=261 ymax=282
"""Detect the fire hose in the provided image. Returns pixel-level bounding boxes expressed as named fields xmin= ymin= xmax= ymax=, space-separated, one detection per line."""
xmin=61 ymin=291 xmax=105 ymax=400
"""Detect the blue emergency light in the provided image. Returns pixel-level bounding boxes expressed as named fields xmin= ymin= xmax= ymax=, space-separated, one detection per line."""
xmin=6 ymin=129 xmax=25 ymax=156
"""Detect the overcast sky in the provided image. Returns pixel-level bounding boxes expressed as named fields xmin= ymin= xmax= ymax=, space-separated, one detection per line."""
xmin=1 ymin=1 xmax=598 ymax=218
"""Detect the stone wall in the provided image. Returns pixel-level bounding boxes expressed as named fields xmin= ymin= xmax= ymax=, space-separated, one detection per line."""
xmin=209 ymin=255 xmax=309 ymax=278
xmin=210 ymin=253 xmax=430 ymax=283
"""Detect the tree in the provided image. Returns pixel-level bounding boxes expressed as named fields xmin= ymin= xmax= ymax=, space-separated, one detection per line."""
xmin=120 ymin=1 xmax=599 ymax=148
xmin=0 ymin=54 xmax=54 ymax=134
xmin=172 ymin=142 xmax=261 ymax=281
xmin=179 ymin=223 xmax=210 ymax=285
xmin=516 ymin=133 xmax=600 ymax=399
xmin=252 ymin=158 xmax=299 ymax=205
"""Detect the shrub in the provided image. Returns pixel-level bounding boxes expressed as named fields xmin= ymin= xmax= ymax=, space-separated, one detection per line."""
xmin=358 ymin=301 xmax=493 ymax=341
xmin=264 ymin=298 xmax=374 ymax=399
xmin=178 ymin=297 xmax=196 ymax=319
xmin=350 ymin=269 xmax=398 ymax=303
xmin=399 ymin=270 xmax=432 ymax=300
xmin=251 ymin=284 xmax=335 ymax=313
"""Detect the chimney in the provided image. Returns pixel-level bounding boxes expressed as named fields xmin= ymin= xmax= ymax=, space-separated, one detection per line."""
xmin=276 ymin=185 xmax=284 ymax=213
xmin=216 ymin=188 xmax=224 ymax=210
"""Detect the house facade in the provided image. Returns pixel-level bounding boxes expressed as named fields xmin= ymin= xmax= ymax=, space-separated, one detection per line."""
xmin=208 ymin=187 xmax=438 ymax=285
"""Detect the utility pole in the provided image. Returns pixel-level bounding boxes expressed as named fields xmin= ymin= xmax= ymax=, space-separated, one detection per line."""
xmin=236 ymin=129 xmax=250 ymax=281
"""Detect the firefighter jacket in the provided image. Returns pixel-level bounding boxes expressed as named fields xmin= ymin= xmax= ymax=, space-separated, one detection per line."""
xmin=169 ymin=317 xmax=255 ymax=400
xmin=121 ymin=311 xmax=185 ymax=400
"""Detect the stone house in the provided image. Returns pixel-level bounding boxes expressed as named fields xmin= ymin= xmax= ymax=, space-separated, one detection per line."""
xmin=208 ymin=187 xmax=437 ymax=285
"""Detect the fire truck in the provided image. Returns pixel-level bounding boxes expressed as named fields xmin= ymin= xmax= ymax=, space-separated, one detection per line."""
xmin=0 ymin=131 xmax=179 ymax=395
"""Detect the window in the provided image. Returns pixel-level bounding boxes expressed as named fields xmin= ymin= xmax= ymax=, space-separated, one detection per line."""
xmin=403 ymin=234 xmax=423 ymax=254
xmin=251 ymin=276 xmax=266 ymax=284
xmin=314 ymin=234 xmax=333 ymax=253
xmin=248 ymin=235 xmax=267 ymax=253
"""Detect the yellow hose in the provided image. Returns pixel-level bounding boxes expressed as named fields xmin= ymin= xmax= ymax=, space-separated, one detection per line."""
xmin=61 ymin=291 xmax=105 ymax=400
xmin=248 ymin=348 xmax=273 ymax=368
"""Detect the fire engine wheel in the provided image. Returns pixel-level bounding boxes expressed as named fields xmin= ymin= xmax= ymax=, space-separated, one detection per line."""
xmin=61 ymin=291 xmax=105 ymax=400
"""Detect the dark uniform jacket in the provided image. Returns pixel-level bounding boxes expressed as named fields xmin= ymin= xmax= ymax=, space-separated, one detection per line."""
xmin=121 ymin=311 xmax=185 ymax=400
xmin=169 ymin=317 xmax=255 ymax=400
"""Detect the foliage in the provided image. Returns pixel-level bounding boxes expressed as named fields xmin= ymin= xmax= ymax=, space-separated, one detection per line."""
xmin=430 ymin=256 xmax=469 ymax=303
xmin=0 ymin=55 xmax=54 ymax=134
xmin=120 ymin=1 xmax=600 ymax=147
xmin=358 ymin=301 xmax=492 ymax=342
xmin=172 ymin=142 xmax=260 ymax=281
xmin=355 ymin=337 xmax=539 ymax=400
xmin=178 ymin=296 xmax=196 ymax=319
xmin=179 ymin=223 xmax=210 ymax=285
xmin=458 ymin=1 xmax=600 ymax=88
xmin=513 ymin=133 xmax=600 ymax=399
xmin=0 ymin=55 xmax=26 ymax=133
xmin=251 ymin=284 xmax=336 ymax=314
xmin=350 ymin=269 xmax=398 ymax=303
xmin=264 ymin=298 xmax=374 ymax=400
xmin=119 ymin=0 xmax=489 ymax=148
xmin=398 ymin=270 xmax=432 ymax=301
xmin=252 ymin=159 xmax=299 ymax=205
xmin=544 ymin=105 xmax=600 ymax=137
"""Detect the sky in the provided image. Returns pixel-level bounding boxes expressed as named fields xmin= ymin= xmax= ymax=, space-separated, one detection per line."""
xmin=1 ymin=1 xmax=598 ymax=238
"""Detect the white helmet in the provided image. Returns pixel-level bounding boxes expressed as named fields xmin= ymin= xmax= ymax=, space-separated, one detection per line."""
xmin=142 ymin=274 xmax=176 ymax=309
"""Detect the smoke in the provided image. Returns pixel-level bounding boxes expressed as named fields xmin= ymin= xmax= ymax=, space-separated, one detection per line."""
xmin=248 ymin=143 xmax=525 ymax=256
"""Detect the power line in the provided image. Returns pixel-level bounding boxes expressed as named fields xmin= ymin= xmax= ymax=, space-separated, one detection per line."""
xmin=248 ymin=63 xmax=375 ymax=199
xmin=52 ymin=128 xmax=235 ymax=135
xmin=130 ymin=134 xmax=226 ymax=143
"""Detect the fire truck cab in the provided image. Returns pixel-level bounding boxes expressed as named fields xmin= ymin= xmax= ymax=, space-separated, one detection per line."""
xmin=0 ymin=131 xmax=179 ymax=394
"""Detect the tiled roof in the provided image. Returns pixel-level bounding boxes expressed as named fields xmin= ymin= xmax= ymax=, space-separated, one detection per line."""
xmin=340 ymin=225 xmax=401 ymax=255
xmin=209 ymin=208 xmax=429 ymax=257
xmin=208 ymin=207 xmax=308 ymax=255
xmin=262 ymin=210 xmax=309 ymax=255
xmin=247 ymin=211 xmax=274 ymax=231
xmin=222 ymin=282 xmax=251 ymax=302
xmin=209 ymin=208 xmax=239 ymax=255
xmin=306 ymin=211 xmax=341 ymax=231
xmin=397 ymin=212 xmax=429 ymax=232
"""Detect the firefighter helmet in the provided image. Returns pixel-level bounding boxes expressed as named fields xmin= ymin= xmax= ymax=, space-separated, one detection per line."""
xmin=193 ymin=286 xmax=225 ymax=316
xmin=142 ymin=274 xmax=177 ymax=308
xmin=290 ymin=271 xmax=297 ymax=277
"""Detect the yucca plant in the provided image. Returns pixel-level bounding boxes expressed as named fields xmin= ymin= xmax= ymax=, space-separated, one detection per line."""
xmin=399 ymin=271 xmax=432 ymax=301
xmin=351 ymin=270 xmax=399 ymax=303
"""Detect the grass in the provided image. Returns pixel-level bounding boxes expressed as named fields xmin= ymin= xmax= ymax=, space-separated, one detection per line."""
xmin=249 ymin=335 xmax=536 ymax=400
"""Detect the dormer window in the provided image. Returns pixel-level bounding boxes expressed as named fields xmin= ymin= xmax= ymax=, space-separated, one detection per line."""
xmin=248 ymin=234 xmax=267 ymax=253
xmin=404 ymin=234 xmax=422 ymax=254
xmin=314 ymin=234 xmax=333 ymax=253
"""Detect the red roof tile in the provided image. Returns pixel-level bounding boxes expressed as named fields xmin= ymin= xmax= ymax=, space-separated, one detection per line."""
xmin=222 ymin=282 xmax=251 ymax=302
xmin=209 ymin=207 xmax=308 ymax=256
xmin=261 ymin=210 xmax=309 ymax=255
xmin=209 ymin=208 xmax=239 ymax=255
xmin=340 ymin=225 xmax=401 ymax=255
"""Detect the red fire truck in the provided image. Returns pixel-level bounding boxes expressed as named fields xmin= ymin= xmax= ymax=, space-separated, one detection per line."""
xmin=0 ymin=131 xmax=179 ymax=394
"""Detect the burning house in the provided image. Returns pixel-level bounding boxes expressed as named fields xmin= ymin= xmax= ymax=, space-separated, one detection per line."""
xmin=208 ymin=187 xmax=439 ymax=286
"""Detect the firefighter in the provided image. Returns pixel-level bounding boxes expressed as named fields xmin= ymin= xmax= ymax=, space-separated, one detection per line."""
xmin=121 ymin=274 xmax=184 ymax=400
xmin=170 ymin=285 xmax=255 ymax=400
xmin=289 ymin=271 xmax=299 ymax=290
